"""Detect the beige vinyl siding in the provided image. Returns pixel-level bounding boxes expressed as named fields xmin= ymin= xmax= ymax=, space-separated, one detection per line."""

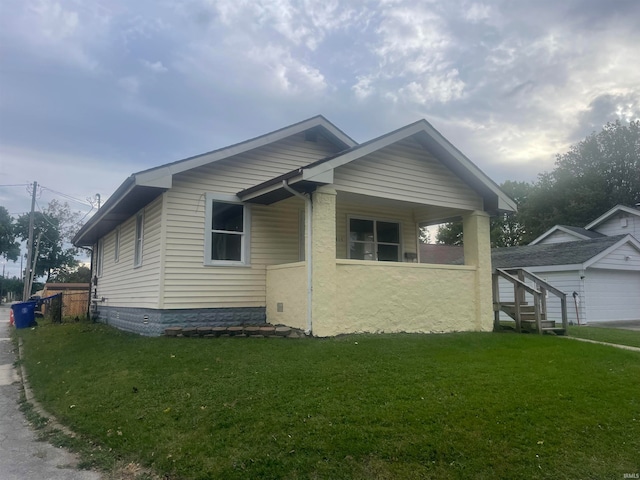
xmin=160 ymin=132 xmax=332 ymax=309
xmin=590 ymin=243 xmax=640 ymax=270
xmin=96 ymin=196 xmax=163 ymax=308
xmin=335 ymin=199 xmax=418 ymax=261
xmin=333 ymin=138 xmax=483 ymax=210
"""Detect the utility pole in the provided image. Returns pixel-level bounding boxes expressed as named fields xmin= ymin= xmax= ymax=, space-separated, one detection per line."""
xmin=27 ymin=231 xmax=43 ymax=300
xmin=23 ymin=181 xmax=37 ymax=300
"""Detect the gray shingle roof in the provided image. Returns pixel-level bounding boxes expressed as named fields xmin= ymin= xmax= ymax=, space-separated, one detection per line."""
xmin=491 ymin=235 xmax=626 ymax=268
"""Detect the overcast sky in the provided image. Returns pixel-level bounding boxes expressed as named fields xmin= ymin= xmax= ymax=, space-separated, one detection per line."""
xmin=1 ymin=0 xmax=639 ymax=277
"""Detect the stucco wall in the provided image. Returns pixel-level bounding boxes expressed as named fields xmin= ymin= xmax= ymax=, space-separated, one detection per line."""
xmin=312 ymin=260 xmax=478 ymax=337
xmin=266 ymin=262 xmax=307 ymax=331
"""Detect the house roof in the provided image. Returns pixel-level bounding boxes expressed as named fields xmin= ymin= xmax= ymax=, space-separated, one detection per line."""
xmin=584 ymin=204 xmax=640 ymax=230
xmin=529 ymin=225 xmax=604 ymax=245
xmin=238 ymin=119 xmax=518 ymax=213
xmin=72 ymin=116 xmax=357 ymax=246
xmin=73 ymin=116 xmax=517 ymax=247
xmin=492 ymin=235 xmax=631 ymax=269
xmin=419 ymin=244 xmax=464 ymax=265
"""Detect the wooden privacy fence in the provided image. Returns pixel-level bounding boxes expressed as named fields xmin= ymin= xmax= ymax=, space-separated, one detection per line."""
xmin=42 ymin=283 xmax=90 ymax=318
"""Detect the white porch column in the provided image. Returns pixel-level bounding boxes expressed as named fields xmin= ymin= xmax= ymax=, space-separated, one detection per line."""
xmin=463 ymin=210 xmax=493 ymax=331
xmin=310 ymin=186 xmax=337 ymax=336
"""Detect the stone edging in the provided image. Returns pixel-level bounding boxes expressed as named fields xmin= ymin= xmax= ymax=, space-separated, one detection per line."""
xmin=164 ymin=324 xmax=307 ymax=339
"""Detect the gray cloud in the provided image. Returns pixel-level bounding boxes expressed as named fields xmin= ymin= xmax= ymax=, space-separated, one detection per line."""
xmin=1 ymin=0 xmax=639 ymax=250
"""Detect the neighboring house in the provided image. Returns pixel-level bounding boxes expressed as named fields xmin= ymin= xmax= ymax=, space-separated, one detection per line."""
xmin=493 ymin=205 xmax=640 ymax=324
xmin=72 ymin=115 xmax=516 ymax=336
xmin=418 ymin=244 xmax=464 ymax=265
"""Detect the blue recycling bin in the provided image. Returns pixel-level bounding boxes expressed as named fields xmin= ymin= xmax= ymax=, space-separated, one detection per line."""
xmin=11 ymin=302 xmax=37 ymax=329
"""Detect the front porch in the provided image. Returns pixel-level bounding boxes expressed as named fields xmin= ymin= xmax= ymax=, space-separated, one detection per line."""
xmin=267 ymin=259 xmax=482 ymax=336
xmin=261 ymin=187 xmax=494 ymax=337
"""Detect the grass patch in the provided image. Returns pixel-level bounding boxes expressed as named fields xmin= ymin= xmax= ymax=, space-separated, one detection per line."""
xmin=17 ymin=320 xmax=640 ymax=479
xmin=568 ymin=325 xmax=640 ymax=349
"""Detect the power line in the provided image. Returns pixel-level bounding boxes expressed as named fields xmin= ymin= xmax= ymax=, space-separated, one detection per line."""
xmin=0 ymin=184 xmax=30 ymax=188
xmin=39 ymin=185 xmax=94 ymax=207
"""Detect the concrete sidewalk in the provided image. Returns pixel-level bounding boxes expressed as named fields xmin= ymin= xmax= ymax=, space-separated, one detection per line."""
xmin=0 ymin=304 xmax=101 ymax=480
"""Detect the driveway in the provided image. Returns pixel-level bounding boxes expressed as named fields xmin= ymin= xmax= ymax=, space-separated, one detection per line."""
xmin=0 ymin=304 xmax=101 ymax=480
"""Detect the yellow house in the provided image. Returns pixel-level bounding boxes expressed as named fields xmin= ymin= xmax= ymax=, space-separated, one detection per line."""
xmin=72 ymin=116 xmax=516 ymax=336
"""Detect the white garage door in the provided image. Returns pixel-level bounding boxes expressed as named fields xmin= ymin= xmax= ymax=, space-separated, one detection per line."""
xmin=585 ymin=269 xmax=640 ymax=322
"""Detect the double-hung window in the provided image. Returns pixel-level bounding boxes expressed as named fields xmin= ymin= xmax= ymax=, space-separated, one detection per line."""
xmin=348 ymin=217 xmax=401 ymax=262
xmin=205 ymin=194 xmax=250 ymax=265
xmin=96 ymin=239 xmax=104 ymax=277
xmin=114 ymin=227 xmax=120 ymax=263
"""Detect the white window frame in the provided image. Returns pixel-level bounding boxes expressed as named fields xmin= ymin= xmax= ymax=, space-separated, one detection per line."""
xmin=347 ymin=215 xmax=402 ymax=262
xmin=114 ymin=227 xmax=120 ymax=263
xmin=134 ymin=211 xmax=144 ymax=268
xmin=96 ymin=238 xmax=104 ymax=277
xmin=204 ymin=193 xmax=251 ymax=266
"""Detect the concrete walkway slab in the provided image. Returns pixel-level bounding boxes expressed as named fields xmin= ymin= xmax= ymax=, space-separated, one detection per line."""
xmin=0 ymin=305 xmax=101 ymax=480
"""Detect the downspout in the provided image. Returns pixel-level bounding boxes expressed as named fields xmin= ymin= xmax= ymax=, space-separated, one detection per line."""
xmin=282 ymin=180 xmax=313 ymax=335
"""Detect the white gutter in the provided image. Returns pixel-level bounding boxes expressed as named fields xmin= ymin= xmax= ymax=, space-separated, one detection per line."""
xmin=282 ymin=180 xmax=313 ymax=335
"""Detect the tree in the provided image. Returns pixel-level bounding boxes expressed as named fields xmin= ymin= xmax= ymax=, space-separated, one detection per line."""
xmin=521 ymin=120 xmax=640 ymax=242
xmin=0 ymin=206 xmax=19 ymax=261
xmin=489 ymin=181 xmax=532 ymax=247
xmin=15 ymin=201 xmax=80 ymax=282
xmin=436 ymin=221 xmax=463 ymax=246
xmin=436 ymin=181 xmax=533 ymax=247
xmin=50 ymin=265 xmax=91 ymax=283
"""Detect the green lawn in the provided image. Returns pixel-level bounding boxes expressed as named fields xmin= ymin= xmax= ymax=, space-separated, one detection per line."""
xmin=16 ymin=321 xmax=640 ymax=480
xmin=568 ymin=325 xmax=640 ymax=349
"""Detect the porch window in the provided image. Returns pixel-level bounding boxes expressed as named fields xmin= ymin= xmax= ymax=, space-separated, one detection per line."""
xmin=205 ymin=194 xmax=250 ymax=265
xmin=348 ymin=218 xmax=401 ymax=261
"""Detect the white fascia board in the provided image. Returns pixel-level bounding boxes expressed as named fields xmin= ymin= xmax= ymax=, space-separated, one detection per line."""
xmin=529 ymin=226 xmax=588 ymax=245
xmin=302 ymin=169 xmax=333 ymax=183
xmin=304 ymin=122 xmax=427 ymax=178
xmin=583 ymin=235 xmax=640 ymax=269
xmin=303 ymin=119 xmax=517 ymax=213
xmin=524 ymin=264 xmax=584 ymax=272
xmin=416 ymin=121 xmax=517 ymax=213
xmin=72 ymin=178 xmax=137 ymax=245
xmin=584 ymin=204 xmax=640 ymax=230
xmin=135 ymin=172 xmax=172 ymax=188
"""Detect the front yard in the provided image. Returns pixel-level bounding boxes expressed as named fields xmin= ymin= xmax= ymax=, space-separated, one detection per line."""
xmin=16 ymin=321 xmax=640 ymax=479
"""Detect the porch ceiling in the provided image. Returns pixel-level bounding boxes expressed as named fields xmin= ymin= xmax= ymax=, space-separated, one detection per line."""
xmin=336 ymin=191 xmax=468 ymax=225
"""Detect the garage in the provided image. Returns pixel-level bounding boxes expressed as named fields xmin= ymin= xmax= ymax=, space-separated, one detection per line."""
xmin=585 ymin=269 xmax=640 ymax=322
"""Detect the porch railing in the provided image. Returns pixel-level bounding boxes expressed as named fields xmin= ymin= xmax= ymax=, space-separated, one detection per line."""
xmin=492 ymin=268 xmax=568 ymax=335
